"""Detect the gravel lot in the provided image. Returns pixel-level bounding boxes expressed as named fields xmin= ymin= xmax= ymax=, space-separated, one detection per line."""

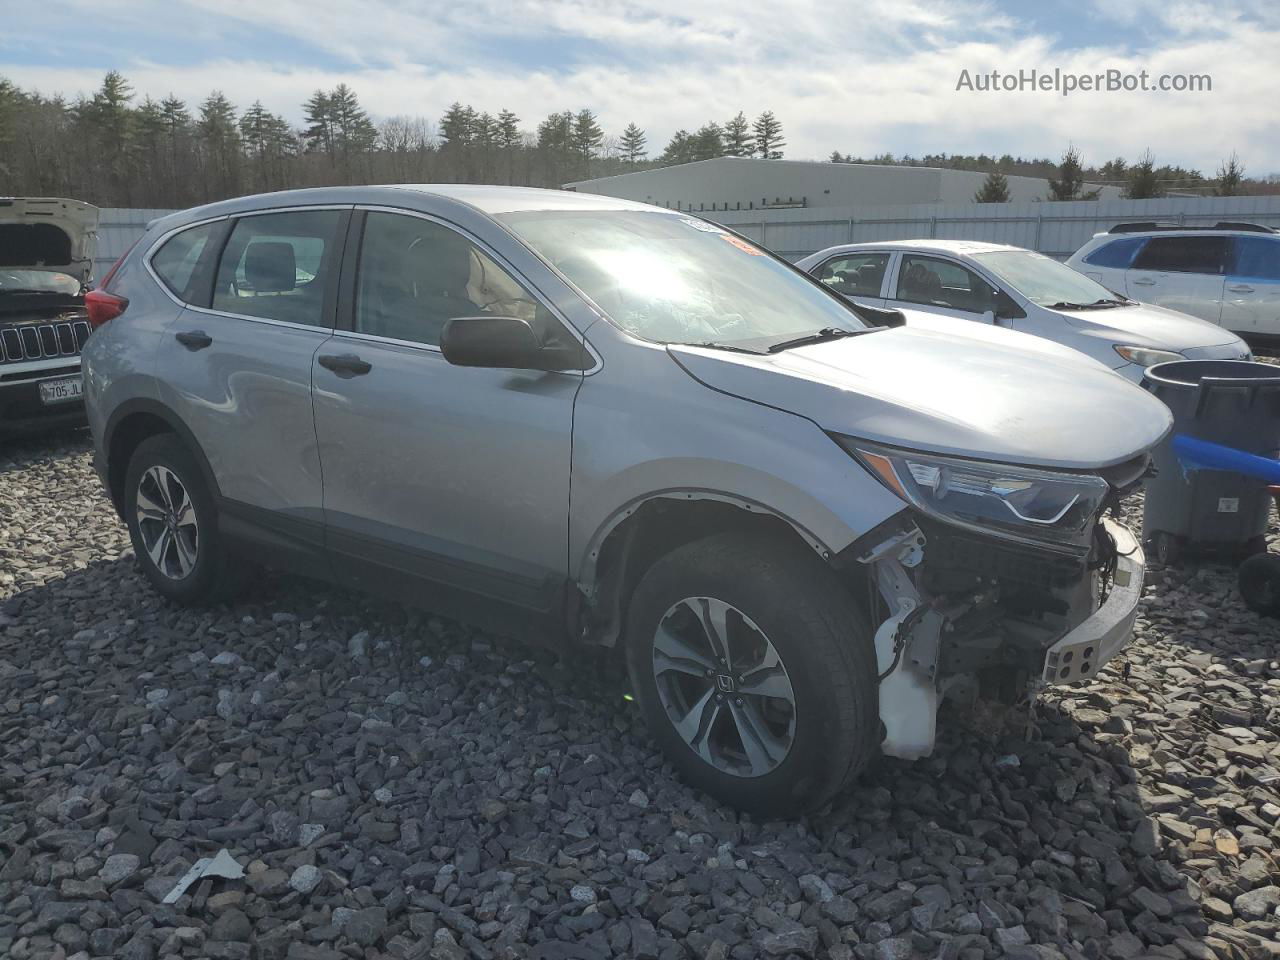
xmin=1 ymin=432 xmax=1277 ymax=960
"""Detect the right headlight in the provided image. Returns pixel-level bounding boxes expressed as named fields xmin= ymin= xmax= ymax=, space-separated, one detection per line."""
xmin=837 ymin=438 xmax=1110 ymax=554
xmin=1114 ymin=344 xmax=1184 ymax=367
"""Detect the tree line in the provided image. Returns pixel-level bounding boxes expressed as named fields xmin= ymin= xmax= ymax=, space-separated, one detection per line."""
xmin=0 ymin=71 xmax=792 ymax=209
xmin=1 ymin=71 xmax=1268 ymax=210
xmin=829 ymin=146 xmax=1267 ymax=203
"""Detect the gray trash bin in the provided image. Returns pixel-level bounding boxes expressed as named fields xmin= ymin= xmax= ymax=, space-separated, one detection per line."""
xmin=1141 ymin=359 xmax=1280 ymax=564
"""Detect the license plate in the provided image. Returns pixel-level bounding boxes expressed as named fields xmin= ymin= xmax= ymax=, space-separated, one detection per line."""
xmin=38 ymin=376 xmax=84 ymax=405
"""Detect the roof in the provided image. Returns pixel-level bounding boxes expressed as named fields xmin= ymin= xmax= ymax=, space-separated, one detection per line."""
xmin=389 ymin=184 xmax=660 ymax=214
xmin=149 ymin=184 xmax=665 ymax=233
xmin=830 ymin=239 xmax=1024 ymax=255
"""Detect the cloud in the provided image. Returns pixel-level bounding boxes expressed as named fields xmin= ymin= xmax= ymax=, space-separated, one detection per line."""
xmin=1 ymin=0 xmax=1276 ymax=174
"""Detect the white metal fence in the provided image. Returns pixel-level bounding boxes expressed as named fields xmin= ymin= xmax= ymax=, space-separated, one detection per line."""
xmin=96 ymin=194 xmax=1280 ymax=277
xmin=93 ymin=208 xmax=176 ymax=278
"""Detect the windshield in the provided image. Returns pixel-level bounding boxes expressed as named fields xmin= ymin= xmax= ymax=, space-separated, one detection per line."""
xmin=497 ymin=210 xmax=867 ymax=346
xmin=973 ymin=250 xmax=1121 ymax=307
xmin=0 ymin=269 xmax=81 ymax=296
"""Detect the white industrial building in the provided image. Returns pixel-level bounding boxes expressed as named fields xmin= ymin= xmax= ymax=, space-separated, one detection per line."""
xmin=565 ymin=157 xmax=1120 ymax=212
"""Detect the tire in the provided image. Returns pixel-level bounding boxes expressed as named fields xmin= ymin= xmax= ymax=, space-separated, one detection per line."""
xmin=1153 ymin=531 xmax=1183 ymax=567
xmin=123 ymin=433 xmax=242 ymax=605
xmin=1238 ymin=535 xmax=1269 ymax=560
xmin=624 ymin=530 xmax=878 ymax=817
xmin=1238 ymin=554 xmax=1280 ymax=617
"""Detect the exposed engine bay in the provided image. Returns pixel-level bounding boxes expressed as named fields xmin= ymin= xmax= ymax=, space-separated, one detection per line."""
xmin=847 ymin=454 xmax=1150 ymax=759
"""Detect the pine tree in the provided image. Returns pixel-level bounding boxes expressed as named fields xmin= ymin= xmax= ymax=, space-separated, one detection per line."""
xmin=496 ymin=110 xmax=521 ymax=151
xmin=572 ymin=109 xmax=603 ymax=172
xmin=973 ymin=170 xmax=1010 ymax=203
xmin=620 ymin=123 xmax=646 ymax=163
xmin=691 ymin=123 xmax=723 ymax=162
xmin=198 ymin=91 xmax=241 ymax=197
xmin=1214 ymin=152 xmax=1245 ymax=196
xmin=328 ymin=83 xmax=376 ymax=181
xmin=302 ymin=90 xmax=334 ymax=157
xmin=723 ymin=112 xmax=754 ymax=157
xmin=752 ymin=111 xmax=784 ymax=159
xmin=1126 ymin=150 xmax=1165 ymax=199
xmin=1048 ymin=145 xmax=1087 ymax=200
xmin=659 ymin=129 xmax=694 ymax=166
xmin=1098 ymin=157 xmax=1127 ymax=183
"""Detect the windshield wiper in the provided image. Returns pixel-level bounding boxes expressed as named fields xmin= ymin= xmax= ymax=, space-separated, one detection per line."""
xmin=0 ymin=288 xmax=66 ymax=296
xmin=686 ymin=340 xmax=768 ymax=355
xmin=765 ymin=327 xmax=869 ymax=353
xmin=1046 ymin=298 xmax=1128 ymax=310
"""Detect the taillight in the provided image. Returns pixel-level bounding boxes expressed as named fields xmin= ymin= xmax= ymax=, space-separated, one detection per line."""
xmin=85 ymin=289 xmax=129 ymax=328
xmin=86 ymin=238 xmax=139 ymax=329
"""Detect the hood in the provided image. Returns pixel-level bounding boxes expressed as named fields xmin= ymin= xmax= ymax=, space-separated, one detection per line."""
xmin=888 ymin=307 xmax=1116 ymax=369
xmin=669 ymin=325 xmax=1172 ymax=470
xmin=0 ymin=198 xmax=100 ymax=284
xmin=1058 ymin=301 xmax=1244 ymax=352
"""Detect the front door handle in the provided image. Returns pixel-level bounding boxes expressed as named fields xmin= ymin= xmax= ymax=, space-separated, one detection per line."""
xmin=318 ymin=353 xmax=372 ymax=377
xmin=175 ymin=330 xmax=212 ymax=350
xmin=1227 ymin=284 xmax=1255 ymax=294
xmin=1131 ymin=278 xmax=1156 ymax=286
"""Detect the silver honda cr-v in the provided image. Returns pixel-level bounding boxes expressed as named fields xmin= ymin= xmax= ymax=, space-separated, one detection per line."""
xmin=82 ymin=185 xmax=1171 ymax=816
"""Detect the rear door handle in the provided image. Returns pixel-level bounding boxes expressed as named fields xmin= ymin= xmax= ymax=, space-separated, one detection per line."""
xmin=1227 ymin=284 xmax=1255 ymax=293
xmin=1131 ymin=278 xmax=1156 ymax=286
xmin=318 ymin=353 xmax=372 ymax=377
xmin=175 ymin=330 xmax=213 ymax=350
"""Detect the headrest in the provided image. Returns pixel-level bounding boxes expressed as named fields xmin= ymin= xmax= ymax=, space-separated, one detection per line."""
xmin=413 ymin=231 xmax=473 ymax=297
xmin=245 ymin=241 xmax=297 ymax=293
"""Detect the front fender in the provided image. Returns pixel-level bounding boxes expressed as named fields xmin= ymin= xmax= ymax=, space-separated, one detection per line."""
xmin=570 ymin=374 xmax=908 ymax=589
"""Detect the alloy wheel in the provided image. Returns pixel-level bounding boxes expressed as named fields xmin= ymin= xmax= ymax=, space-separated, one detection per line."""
xmin=651 ymin=596 xmax=797 ymax=778
xmin=135 ymin=464 xmax=200 ymax=580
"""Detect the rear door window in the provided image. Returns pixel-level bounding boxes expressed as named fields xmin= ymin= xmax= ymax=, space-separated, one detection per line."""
xmin=895 ymin=255 xmax=994 ymax=313
xmin=1230 ymin=237 xmax=1280 ymax=280
xmin=211 ymin=210 xmax=344 ymax=326
xmin=815 ymin=253 xmax=889 ymax=297
xmin=1132 ymin=236 xmax=1230 ymax=274
xmin=151 ymin=221 xmax=221 ymax=302
xmin=1082 ymin=237 xmax=1146 ymax=269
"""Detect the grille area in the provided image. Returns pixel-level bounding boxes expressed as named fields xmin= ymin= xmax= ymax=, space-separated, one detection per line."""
xmin=0 ymin=320 xmax=91 ymax=364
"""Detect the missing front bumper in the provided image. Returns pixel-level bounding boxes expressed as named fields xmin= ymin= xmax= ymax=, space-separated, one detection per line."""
xmin=1041 ymin=518 xmax=1143 ymax=685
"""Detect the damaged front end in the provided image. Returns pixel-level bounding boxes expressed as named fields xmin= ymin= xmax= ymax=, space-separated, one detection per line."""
xmin=837 ymin=441 xmax=1151 ymax=760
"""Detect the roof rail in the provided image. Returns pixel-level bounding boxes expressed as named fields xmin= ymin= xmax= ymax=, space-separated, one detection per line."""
xmin=1107 ymin=220 xmax=1277 ymax=235
xmin=1107 ymin=222 xmax=1181 ymax=233
xmin=1211 ymin=221 xmax=1277 ymax=233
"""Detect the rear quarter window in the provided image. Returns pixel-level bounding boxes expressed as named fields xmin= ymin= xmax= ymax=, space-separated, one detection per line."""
xmin=1081 ymin=236 xmax=1146 ymax=269
xmin=151 ymin=222 xmax=221 ymax=302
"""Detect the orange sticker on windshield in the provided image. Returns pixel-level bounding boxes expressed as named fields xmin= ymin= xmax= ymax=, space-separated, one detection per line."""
xmin=721 ymin=234 xmax=764 ymax=255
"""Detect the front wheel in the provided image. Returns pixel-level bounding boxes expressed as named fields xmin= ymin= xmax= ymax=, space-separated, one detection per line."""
xmin=624 ymin=531 xmax=878 ymax=817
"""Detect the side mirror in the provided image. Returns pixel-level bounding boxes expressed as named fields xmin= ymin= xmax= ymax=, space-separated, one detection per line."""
xmin=440 ymin=316 xmax=583 ymax=371
xmin=993 ymin=288 xmax=1025 ymax=322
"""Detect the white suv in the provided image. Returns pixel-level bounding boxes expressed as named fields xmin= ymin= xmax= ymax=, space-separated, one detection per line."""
xmin=1068 ymin=221 xmax=1280 ymax=347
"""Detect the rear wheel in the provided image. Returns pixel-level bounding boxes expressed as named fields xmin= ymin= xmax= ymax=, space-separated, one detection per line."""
xmin=624 ymin=531 xmax=878 ymax=817
xmin=124 ymin=434 xmax=242 ymax=604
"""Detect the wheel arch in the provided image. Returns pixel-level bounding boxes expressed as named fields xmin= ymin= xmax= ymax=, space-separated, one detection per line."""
xmin=104 ymin=399 xmax=219 ymax=517
xmin=576 ymin=491 xmax=862 ymax=648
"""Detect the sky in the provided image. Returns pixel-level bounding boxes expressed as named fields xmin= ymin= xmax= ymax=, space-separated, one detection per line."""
xmin=2 ymin=0 xmax=1277 ymax=175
